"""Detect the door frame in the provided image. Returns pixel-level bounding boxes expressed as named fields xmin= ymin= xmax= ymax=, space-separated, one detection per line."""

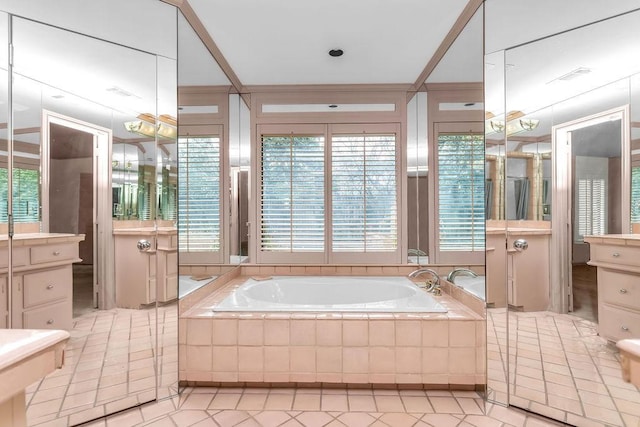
xmin=42 ymin=110 xmax=113 ymax=309
xmin=550 ymin=105 xmax=630 ymax=313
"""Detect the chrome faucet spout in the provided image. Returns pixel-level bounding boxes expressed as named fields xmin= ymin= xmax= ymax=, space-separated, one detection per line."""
xmin=408 ymin=268 xmax=441 ymax=293
xmin=446 ymin=268 xmax=478 ymax=283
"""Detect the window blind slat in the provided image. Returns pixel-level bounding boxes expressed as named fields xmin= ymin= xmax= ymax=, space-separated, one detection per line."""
xmin=438 ymin=134 xmax=485 ymax=252
xmin=178 ymin=136 xmax=221 ymax=252
xmin=332 ymin=134 xmax=397 ymax=253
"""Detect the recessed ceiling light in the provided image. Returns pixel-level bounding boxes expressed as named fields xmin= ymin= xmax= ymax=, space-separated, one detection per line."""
xmin=329 ymin=49 xmax=344 ymax=57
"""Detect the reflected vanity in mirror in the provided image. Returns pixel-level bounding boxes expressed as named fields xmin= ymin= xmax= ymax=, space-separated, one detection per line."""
xmin=0 ymin=3 xmax=179 ymax=425
xmin=486 ymin=5 xmax=640 ymax=425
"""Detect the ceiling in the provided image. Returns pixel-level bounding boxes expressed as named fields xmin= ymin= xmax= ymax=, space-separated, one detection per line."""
xmin=176 ymin=0 xmax=484 ymax=88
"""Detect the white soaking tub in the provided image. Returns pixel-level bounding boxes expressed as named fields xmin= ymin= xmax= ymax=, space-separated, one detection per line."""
xmin=213 ymin=276 xmax=447 ymax=313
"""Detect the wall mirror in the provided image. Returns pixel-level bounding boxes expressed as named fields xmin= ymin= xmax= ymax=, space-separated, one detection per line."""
xmin=0 ymin=2 xmax=179 ymax=424
xmin=176 ymin=10 xmax=248 ymax=302
xmin=486 ymin=5 xmax=640 ymax=425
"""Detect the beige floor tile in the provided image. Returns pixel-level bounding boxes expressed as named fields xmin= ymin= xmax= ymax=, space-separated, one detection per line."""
xmin=428 ymin=396 xmax=463 ymax=414
xmin=292 ymin=394 xmax=321 ymax=411
xmin=420 ymin=413 xmax=465 ymax=426
xmin=264 ymin=393 xmax=294 ymax=410
xmin=237 ymin=393 xmax=268 ymax=410
xmin=252 ymin=410 xmax=293 ymax=426
xmin=348 ymin=395 xmax=377 ymax=412
xmin=209 ymin=393 xmax=242 ymax=410
xmin=295 ymin=411 xmax=334 ymax=427
xmin=321 ymin=394 xmax=349 ymax=411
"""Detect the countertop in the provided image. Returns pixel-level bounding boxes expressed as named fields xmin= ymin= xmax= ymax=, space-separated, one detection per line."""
xmin=584 ymin=234 xmax=640 ymax=246
xmin=0 ymin=329 xmax=69 ymax=403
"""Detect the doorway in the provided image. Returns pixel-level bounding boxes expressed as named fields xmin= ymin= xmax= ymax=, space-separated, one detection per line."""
xmin=43 ymin=111 xmax=112 ymax=315
xmin=553 ymin=107 xmax=628 ymax=320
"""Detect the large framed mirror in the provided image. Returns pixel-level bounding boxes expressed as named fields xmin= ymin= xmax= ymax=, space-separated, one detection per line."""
xmin=486 ymin=3 xmax=640 ymax=425
xmin=0 ymin=2 xmax=179 ymax=424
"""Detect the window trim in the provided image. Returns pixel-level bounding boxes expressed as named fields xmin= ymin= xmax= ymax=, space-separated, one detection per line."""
xmin=178 ymin=124 xmax=226 ymax=265
xmin=255 ymin=123 xmax=402 ymax=264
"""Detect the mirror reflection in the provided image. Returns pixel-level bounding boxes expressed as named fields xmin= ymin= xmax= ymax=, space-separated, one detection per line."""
xmin=486 ymin=6 xmax=640 ymax=425
xmin=0 ymin=6 xmax=178 ymax=425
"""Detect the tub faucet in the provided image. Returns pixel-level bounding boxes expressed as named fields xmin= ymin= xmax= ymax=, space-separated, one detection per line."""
xmin=446 ymin=268 xmax=478 ymax=283
xmin=408 ymin=268 xmax=441 ymax=294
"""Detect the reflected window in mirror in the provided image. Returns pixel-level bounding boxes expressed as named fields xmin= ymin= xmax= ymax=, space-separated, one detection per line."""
xmin=178 ymin=134 xmax=222 ymax=255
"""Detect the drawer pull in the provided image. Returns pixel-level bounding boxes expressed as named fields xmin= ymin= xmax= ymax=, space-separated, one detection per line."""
xmin=53 ymin=251 xmax=61 ymax=256
xmin=621 ymin=325 xmax=629 ymax=331
xmin=619 ymin=288 xmax=628 ymax=294
xmin=612 ymin=252 xmax=620 ymax=257
xmin=46 ymin=319 xmax=54 ymax=325
xmin=46 ymin=284 xmax=54 ymax=290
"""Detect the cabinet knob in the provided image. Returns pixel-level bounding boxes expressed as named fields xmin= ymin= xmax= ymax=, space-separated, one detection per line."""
xmin=137 ymin=240 xmax=152 ymax=252
xmin=47 ymin=284 xmax=54 ymax=290
xmin=619 ymin=288 xmax=628 ymax=294
xmin=612 ymin=252 xmax=620 ymax=257
xmin=46 ymin=319 xmax=54 ymax=325
xmin=621 ymin=325 xmax=629 ymax=331
xmin=53 ymin=251 xmax=61 ymax=256
xmin=513 ymin=239 xmax=528 ymax=252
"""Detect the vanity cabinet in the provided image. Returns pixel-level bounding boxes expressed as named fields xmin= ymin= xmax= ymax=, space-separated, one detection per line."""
xmin=2 ymin=234 xmax=84 ymax=331
xmin=0 ymin=277 xmax=7 ymax=329
xmin=156 ymin=230 xmax=178 ymax=303
xmin=114 ymin=227 xmax=177 ymax=309
xmin=486 ymin=225 xmax=551 ymax=311
xmin=585 ymin=235 xmax=640 ymax=342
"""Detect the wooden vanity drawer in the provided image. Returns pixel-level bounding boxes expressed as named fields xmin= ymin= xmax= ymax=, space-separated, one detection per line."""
xmin=599 ymin=304 xmax=640 ymax=341
xmin=598 ymin=269 xmax=640 ymax=310
xmin=23 ymin=301 xmax=70 ymax=330
xmin=0 ymin=247 xmax=28 ymax=268
xmin=23 ymin=268 xmax=71 ymax=308
xmin=31 ymin=243 xmax=78 ymax=265
xmin=590 ymin=244 xmax=640 ymax=267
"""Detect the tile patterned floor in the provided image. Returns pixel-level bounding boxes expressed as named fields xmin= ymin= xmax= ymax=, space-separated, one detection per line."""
xmin=25 ymin=301 xmax=640 ymax=426
xmin=76 ymin=387 xmax=564 ymax=427
xmin=26 ymin=305 xmax=178 ymax=426
xmin=488 ymin=308 xmax=640 ymax=427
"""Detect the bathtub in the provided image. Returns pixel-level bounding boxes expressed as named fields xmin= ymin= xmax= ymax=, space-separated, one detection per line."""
xmin=213 ymin=276 xmax=447 ymax=313
xmin=451 ymin=276 xmax=485 ymax=300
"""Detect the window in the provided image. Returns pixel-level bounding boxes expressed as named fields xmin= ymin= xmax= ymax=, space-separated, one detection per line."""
xmin=258 ymin=124 xmax=400 ymax=263
xmin=437 ymin=133 xmax=485 ymax=254
xmin=0 ymin=168 xmax=40 ymax=222
xmin=332 ymin=134 xmax=397 ymax=252
xmin=574 ymin=156 xmax=608 ymax=243
xmin=178 ymin=136 xmax=221 ymax=253
xmin=576 ymin=178 xmax=606 ymax=241
xmin=260 ymin=135 xmax=325 ymax=253
xmin=632 ymin=167 xmax=640 ymax=224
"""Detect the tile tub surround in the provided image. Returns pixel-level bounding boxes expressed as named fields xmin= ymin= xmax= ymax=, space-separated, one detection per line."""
xmin=180 ymin=274 xmax=485 ymax=389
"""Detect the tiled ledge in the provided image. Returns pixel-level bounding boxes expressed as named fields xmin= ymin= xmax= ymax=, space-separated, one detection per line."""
xmin=179 ymin=272 xmax=486 ymax=388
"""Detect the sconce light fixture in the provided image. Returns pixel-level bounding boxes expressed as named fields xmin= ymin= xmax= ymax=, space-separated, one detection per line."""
xmin=519 ymin=118 xmax=540 ymax=131
xmin=489 ymin=120 xmax=505 ymax=133
xmin=485 ymin=111 xmax=540 ymax=136
xmin=124 ymin=113 xmax=177 ymax=140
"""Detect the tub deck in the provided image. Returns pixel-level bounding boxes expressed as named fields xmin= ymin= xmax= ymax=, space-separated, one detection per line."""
xmin=180 ymin=275 xmax=485 ymax=389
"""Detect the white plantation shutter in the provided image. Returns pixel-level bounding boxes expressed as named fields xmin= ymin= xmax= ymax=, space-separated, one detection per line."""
xmin=437 ymin=133 xmax=485 ymax=252
xmin=332 ymin=134 xmax=397 ymax=252
xmin=178 ymin=136 xmax=221 ymax=252
xmin=576 ymin=178 xmax=606 ymax=241
xmin=261 ymin=135 xmax=325 ymax=252
xmin=632 ymin=167 xmax=640 ymax=223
